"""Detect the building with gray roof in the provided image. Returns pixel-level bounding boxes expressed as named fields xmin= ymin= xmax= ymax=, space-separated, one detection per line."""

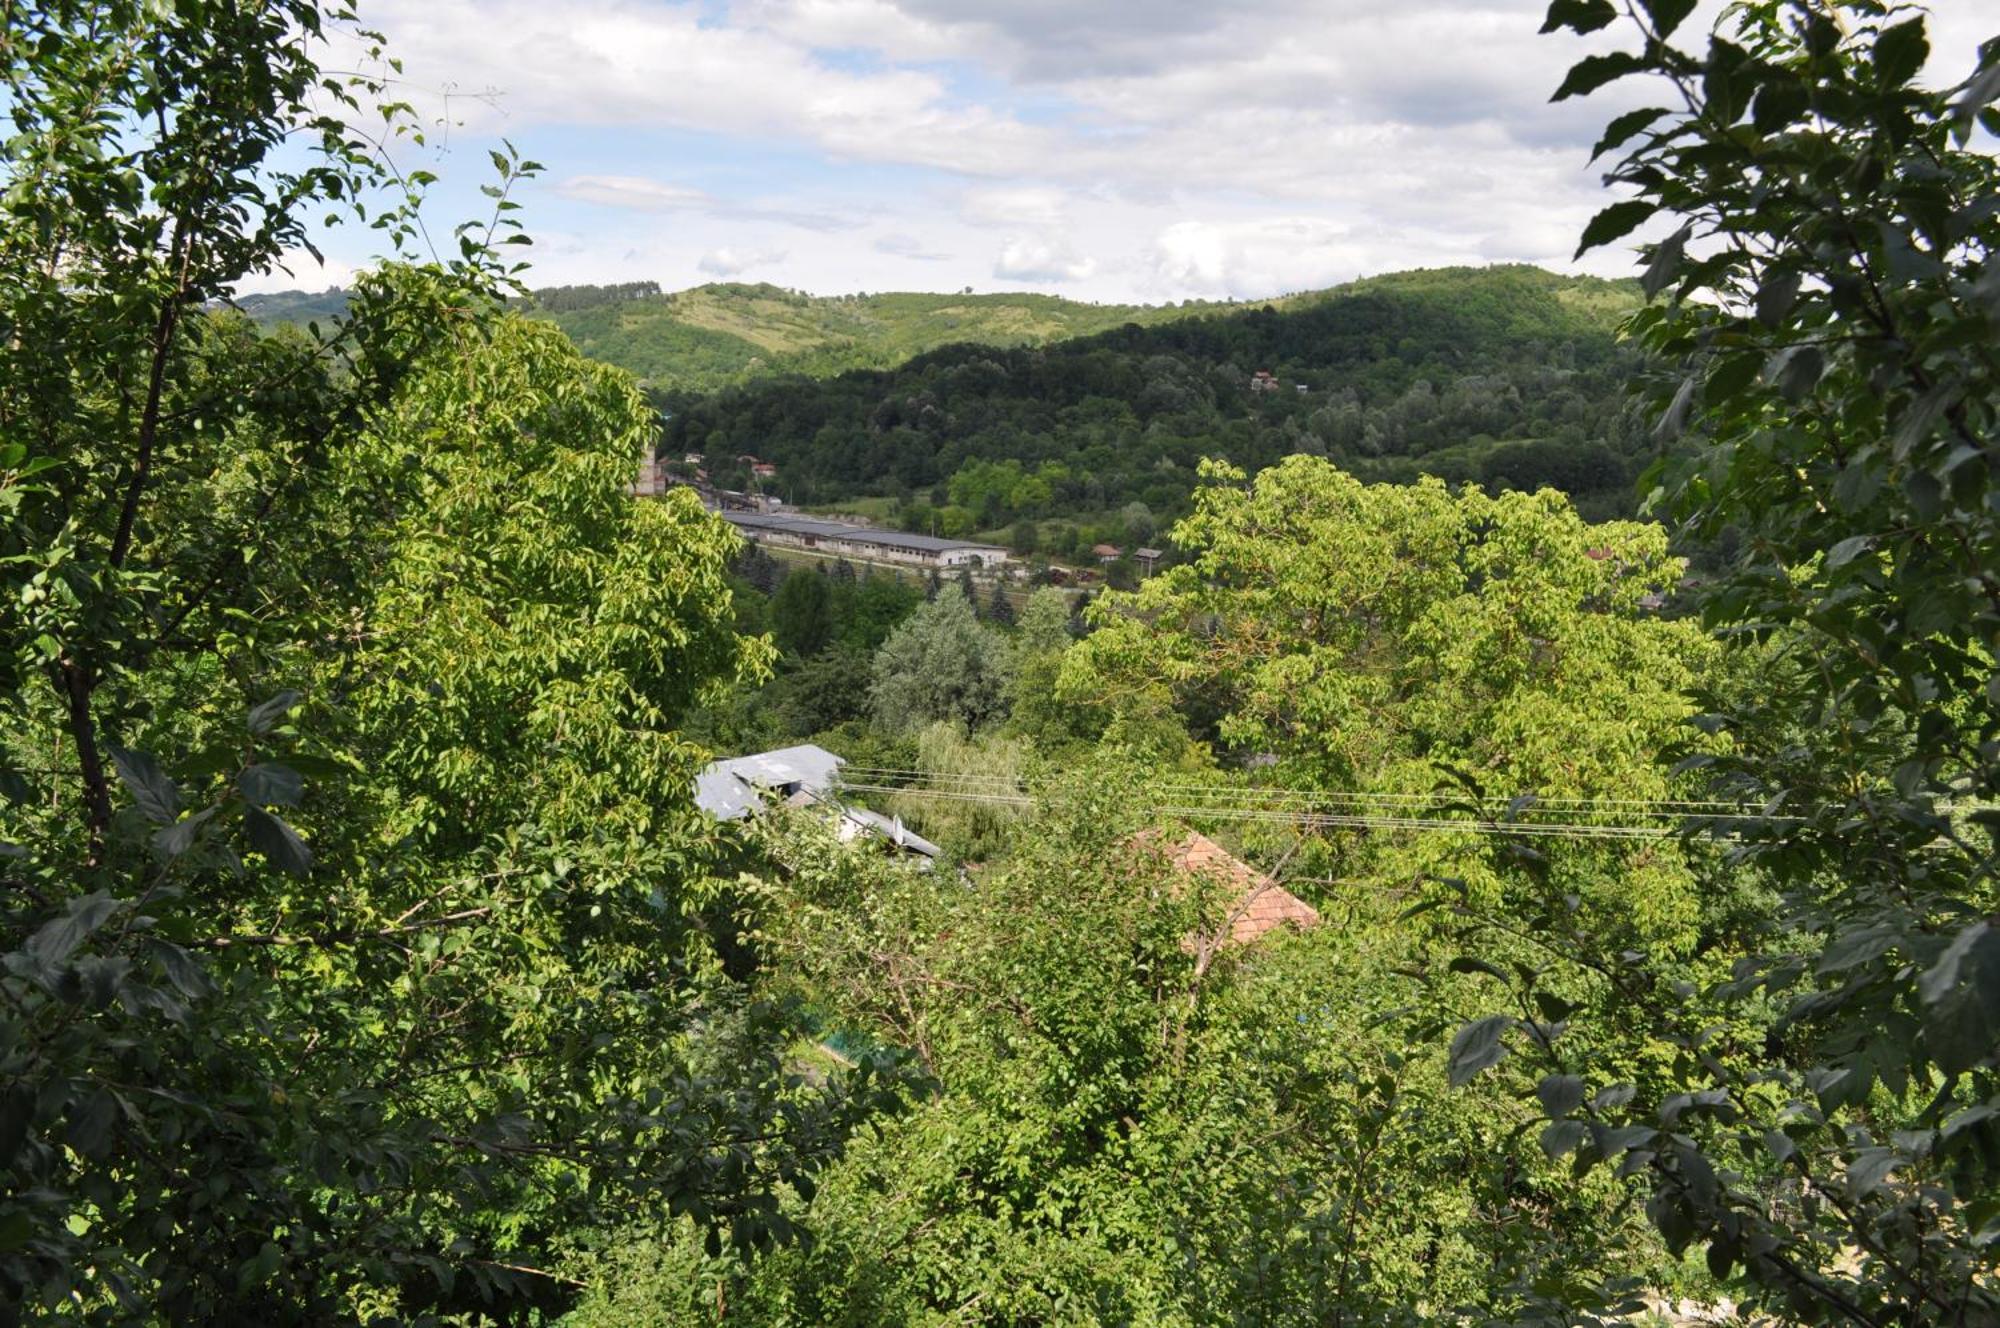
xmin=723 ymin=512 xmax=1008 ymax=570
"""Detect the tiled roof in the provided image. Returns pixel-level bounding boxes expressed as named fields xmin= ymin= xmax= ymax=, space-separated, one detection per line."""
xmin=1135 ymin=830 xmax=1320 ymax=949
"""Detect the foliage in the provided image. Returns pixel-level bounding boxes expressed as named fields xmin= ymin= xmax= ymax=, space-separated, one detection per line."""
xmin=1061 ymin=456 xmax=1715 ymax=945
xmin=568 ymin=780 xmax=1668 ymax=1324
xmin=771 ymin=568 xmax=837 ymax=659
xmin=0 ymin=3 xmax=892 ymax=1318
xmin=659 ymin=266 xmax=1653 ymax=534
xmin=1431 ymin=3 xmax=2000 ymax=1324
xmin=869 ymin=585 xmax=1014 ymax=736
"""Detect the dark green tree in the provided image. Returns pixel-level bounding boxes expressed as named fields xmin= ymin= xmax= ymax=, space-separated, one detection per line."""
xmin=985 ymin=580 xmax=1017 ymax=628
xmin=771 ymin=567 xmax=836 ymax=659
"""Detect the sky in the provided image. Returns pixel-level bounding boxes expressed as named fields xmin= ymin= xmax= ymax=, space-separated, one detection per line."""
xmin=247 ymin=0 xmax=1996 ymax=304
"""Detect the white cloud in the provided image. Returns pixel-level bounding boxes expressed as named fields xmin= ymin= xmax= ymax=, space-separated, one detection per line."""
xmin=308 ymin=0 xmax=1998 ymax=302
xmin=231 ymin=247 xmax=359 ymax=296
xmin=557 ymin=175 xmax=711 ymax=212
xmin=959 ymin=185 xmax=1071 ymax=229
xmin=875 ymin=232 xmax=952 ymax=260
xmin=698 ymin=246 xmax=790 ymax=276
xmin=555 ymin=174 xmax=854 ymax=232
xmin=993 ymin=236 xmax=1094 ymax=283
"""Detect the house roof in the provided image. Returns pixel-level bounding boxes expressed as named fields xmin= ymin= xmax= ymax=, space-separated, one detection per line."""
xmin=694 ymin=743 xmax=844 ymax=820
xmin=1092 ymin=543 xmax=1123 ymax=557
xmin=1134 ymin=547 xmax=1163 ymax=560
xmin=1139 ymin=830 xmax=1319 ymax=948
xmin=723 ymin=511 xmax=1007 ymax=557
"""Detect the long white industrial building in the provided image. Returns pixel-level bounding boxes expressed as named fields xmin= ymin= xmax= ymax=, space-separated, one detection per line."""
xmin=723 ymin=512 xmax=1010 ymax=570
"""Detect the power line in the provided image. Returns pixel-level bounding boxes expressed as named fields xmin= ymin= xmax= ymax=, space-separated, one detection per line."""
xmin=833 ymin=781 xmax=1697 ymax=841
xmin=833 ymin=766 xmax=1796 ymax=823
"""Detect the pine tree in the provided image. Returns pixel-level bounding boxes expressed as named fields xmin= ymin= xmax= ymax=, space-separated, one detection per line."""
xmin=985 ymin=580 xmax=1016 ymax=628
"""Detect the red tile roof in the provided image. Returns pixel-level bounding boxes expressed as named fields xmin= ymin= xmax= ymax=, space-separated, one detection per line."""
xmin=1134 ymin=830 xmax=1320 ymax=950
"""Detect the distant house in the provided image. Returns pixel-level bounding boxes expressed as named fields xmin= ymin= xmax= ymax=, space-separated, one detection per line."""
xmin=694 ymin=743 xmax=940 ymax=864
xmin=683 ymin=452 xmax=705 ymax=465
xmin=1134 ymin=547 xmax=1163 ymax=575
xmin=1092 ymin=543 xmax=1123 ymax=564
xmin=725 ymin=511 xmax=1009 ymax=571
xmin=1133 ymin=830 xmax=1319 ymax=976
xmin=1249 ymin=370 xmax=1279 ymax=393
xmin=750 ymin=462 xmax=778 ymax=480
xmin=1294 ymin=383 xmax=1309 ymax=395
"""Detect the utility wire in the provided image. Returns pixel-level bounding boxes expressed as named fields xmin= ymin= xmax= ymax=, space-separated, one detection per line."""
xmin=834 ymin=781 xmax=1701 ymax=841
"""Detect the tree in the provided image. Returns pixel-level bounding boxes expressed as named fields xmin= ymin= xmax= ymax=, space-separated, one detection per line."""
xmin=869 ymin=585 xmax=1013 ymax=735
xmin=0 ymin=4 xmax=893 ymax=1317
xmin=984 ymin=579 xmax=1017 ymax=628
xmin=771 ymin=566 xmax=836 ymax=658
xmin=1016 ymin=587 xmax=1073 ymax=656
xmin=1432 ymin=4 xmax=2000 ymax=1323
xmin=1121 ymin=499 xmax=1157 ymax=544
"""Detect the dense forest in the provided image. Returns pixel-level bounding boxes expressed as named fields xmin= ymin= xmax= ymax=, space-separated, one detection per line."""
xmin=661 ymin=266 xmax=1654 ymax=543
xmin=4 ymin=2 xmax=1998 ymax=1326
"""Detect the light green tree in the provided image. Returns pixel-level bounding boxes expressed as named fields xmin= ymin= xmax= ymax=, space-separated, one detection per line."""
xmin=1062 ymin=456 xmax=1714 ymax=944
xmin=870 ymin=584 xmax=1013 ymax=735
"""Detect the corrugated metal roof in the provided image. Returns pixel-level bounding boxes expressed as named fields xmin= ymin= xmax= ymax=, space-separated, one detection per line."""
xmin=723 ymin=511 xmax=1007 ymax=556
xmin=694 ymin=744 xmax=845 ymax=820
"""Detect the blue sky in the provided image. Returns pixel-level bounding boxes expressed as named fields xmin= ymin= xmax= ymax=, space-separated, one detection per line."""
xmin=248 ymin=0 xmax=1995 ymax=303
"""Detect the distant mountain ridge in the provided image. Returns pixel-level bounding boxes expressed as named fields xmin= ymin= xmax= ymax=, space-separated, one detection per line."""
xmin=230 ymin=279 xmax=1246 ymax=394
xmin=237 ymin=268 xmax=1639 ymax=399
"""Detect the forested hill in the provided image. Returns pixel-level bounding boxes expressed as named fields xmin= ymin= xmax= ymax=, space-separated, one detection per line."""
xmin=234 ymin=280 xmax=1236 ymax=393
xmin=538 ymin=281 xmax=1246 ymax=393
xmin=662 ymin=265 xmax=1653 ymax=534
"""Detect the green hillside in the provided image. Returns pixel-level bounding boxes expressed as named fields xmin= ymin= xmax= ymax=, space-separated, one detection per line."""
xmin=537 ymin=282 xmax=1253 ymax=392
xmin=233 ymin=280 xmax=1241 ymax=393
xmin=663 ymin=265 xmax=1652 ymax=552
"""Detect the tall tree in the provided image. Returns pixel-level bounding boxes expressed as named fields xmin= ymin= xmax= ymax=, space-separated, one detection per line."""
xmin=0 ymin=4 xmax=892 ymax=1317
xmin=1437 ymin=4 xmax=2000 ymax=1323
xmin=870 ymin=585 xmax=1013 ymax=735
xmin=771 ymin=566 xmax=836 ymax=659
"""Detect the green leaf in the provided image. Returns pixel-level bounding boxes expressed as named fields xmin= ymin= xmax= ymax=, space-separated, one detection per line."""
xmin=1447 ymin=1014 xmax=1513 ymax=1087
xmin=1755 ymin=269 xmax=1802 ymax=328
xmin=239 ymin=763 xmax=304 ymax=808
xmin=1448 ymin=955 xmax=1510 ymax=982
xmin=1919 ymin=921 xmax=1989 ymax=1003
xmin=247 ymin=689 xmax=302 ymax=736
xmin=1574 ymin=200 xmax=1657 ymax=258
xmin=1640 ymin=224 xmax=1692 ymax=299
xmin=1824 ymin=535 xmax=1872 ymax=570
xmin=109 ymin=746 xmax=180 ymax=824
xmin=1638 ymin=0 xmax=1696 ymax=40
xmin=1591 ymin=107 xmax=1669 ymax=160
xmin=1848 ymin=1147 xmax=1900 ymax=1196
xmin=1540 ymin=1119 xmax=1587 ymax=1157
xmin=1537 ymin=1073 xmax=1587 ymax=1118
xmin=153 ymin=805 xmax=218 ymax=859
xmin=1873 ymin=17 xmax=1929 ymax=89
xmin=243 ymin=805 xmax=313 ymax=875
xmin=27 ymin=893 xmax=121 ymax=967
